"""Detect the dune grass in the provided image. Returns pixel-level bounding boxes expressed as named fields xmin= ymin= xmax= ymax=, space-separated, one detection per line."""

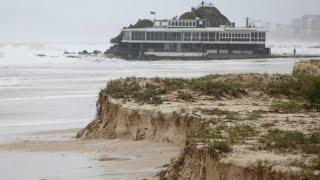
xmin=104 ymin=73 xmax=320 ymax=110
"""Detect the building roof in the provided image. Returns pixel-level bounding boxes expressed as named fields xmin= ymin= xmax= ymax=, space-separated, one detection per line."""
xmin=122 ymin=27 xmax=267 ymax=32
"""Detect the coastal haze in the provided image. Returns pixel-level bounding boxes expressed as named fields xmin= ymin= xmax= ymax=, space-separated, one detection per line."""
xmin=0 ymin=0 xmax=320 ymax=180
xmin=1 ymin=0 xmax=320 ymax=42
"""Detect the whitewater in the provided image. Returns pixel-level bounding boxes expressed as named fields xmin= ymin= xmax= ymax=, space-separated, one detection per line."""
xmin=0 ymin=41 xmax=319 ymax=180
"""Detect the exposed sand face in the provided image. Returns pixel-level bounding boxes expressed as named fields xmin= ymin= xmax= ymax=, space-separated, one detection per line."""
xmin=82 ymin=96 xmax=320 ymax=164
xmin=77 ymin=70 xmax=320 ymax=180
xmin=1 ymin=56 xmax=318 ymax=179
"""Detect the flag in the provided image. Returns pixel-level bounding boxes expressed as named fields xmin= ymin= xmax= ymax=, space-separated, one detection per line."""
xmin=150 ymin=11 xmax=156 ymax=15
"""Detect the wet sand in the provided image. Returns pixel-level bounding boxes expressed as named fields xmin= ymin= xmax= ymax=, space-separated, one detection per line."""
xmin=0 ymin=74 xmax=181 ymax=179
xmin=0 ymin=128 xmax=180 ymax=180
xmin=0 ymin=50 xmax=315 ymax=179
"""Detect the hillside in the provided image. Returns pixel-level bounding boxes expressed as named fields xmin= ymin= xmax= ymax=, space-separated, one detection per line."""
xmin=109 ymin=6 xmax=230 ymax=44
xmin=180 ymin=6 xmax=230 ymax=27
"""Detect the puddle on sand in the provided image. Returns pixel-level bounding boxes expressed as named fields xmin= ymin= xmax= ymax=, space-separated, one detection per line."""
xmin=98 ymin=157 xmax=131 ymax=162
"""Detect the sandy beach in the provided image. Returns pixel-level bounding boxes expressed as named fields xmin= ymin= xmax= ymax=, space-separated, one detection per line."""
xmin=0 ymin=128 xmax=180 ymax=180
xmin=0 ymin=42 xmax=319 ymax=179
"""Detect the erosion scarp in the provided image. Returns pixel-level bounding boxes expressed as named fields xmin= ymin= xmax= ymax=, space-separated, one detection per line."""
xmin=78 ymin=60 xmax=320 ymax=180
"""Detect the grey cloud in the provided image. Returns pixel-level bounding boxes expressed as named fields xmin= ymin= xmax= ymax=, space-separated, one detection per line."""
xmin=0 ymin=0 xmax=319 ymax=42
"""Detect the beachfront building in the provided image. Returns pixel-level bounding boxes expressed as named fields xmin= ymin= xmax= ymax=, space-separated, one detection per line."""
xmin=121 ymin=18 xmax=270 ymax=59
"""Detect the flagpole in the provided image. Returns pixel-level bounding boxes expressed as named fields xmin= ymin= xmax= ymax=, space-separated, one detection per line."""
xmin=150 ymin=11 xmax=156 ymax=21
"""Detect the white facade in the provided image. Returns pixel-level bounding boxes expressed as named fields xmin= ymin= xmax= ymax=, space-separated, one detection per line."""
xmin=122 ymin=27 xmax=267 ymax=45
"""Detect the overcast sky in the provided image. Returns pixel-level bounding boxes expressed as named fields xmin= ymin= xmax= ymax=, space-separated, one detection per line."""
xmin=1 ymin=0 xmax=319 ymax=42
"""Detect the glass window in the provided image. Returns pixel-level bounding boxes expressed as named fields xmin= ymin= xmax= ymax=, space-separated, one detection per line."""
xmin=159 ymin=32 xmax=164 ymax=41
xmin=132 ymin=32 xmax=136 ymax=40
xmin=192 ymin=32 xmax=200 ymax=41
xmin=173 ymin=32 xmax=176 ymax=41
xmin=220 ymin=33 xmax=226 ymax=41
xmin=201 ymin=33 xmax=208 ymax=41
xmin=184 ymin=32 xmax=191 ymax=41
xmin=176 ymin=32 xmax=182 ymax=41
xmin=133 ymin=32 xmax=145 ymax=40
xmin=132 ymin=32 xmax=138 ymax=40
xmin=167 ymin=32 xmax=180 ymax=41
xmin=209 ymin=33 xmax=216 ymax=41
xmin=164 ymin=32 xmax=168 ymax=41
xmin=167 ymin=32 xmax=173 ymax=41
xmin=146 ymin=32 xmax=151 ymax=40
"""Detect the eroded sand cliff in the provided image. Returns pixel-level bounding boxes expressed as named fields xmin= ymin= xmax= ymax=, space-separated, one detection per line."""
xmin=77 ymin=60 xmax=320 ymax=180
xmin=76 ymin=97 xmax=203 ymax=145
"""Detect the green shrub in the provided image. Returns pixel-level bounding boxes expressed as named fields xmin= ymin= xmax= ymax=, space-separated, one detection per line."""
xmin=106 ymin=78 xmax=141 ymax=98
xmin=309 ymin=60 xmax=320 ymax=68
xmin=260 ymin=129 xmax=320 ymax=154
xmin=179 ymin=108 xmax=186 ymax=113
xmin=265 ymin=74 xmax=320 ymax=111
xmin=248 ymin=110 xmax=264 ymax=120
xmin=111 ymin=19 xmax=153 ymax=44
xmin=260 ymin=129 xmax=305 ymax=150
xmin=128 ymin=19 xmax=153 ymax=28
xmin=177 ymin=91 xmax=193 ymax=101
xmin=198 ymin=108 xmax=238 ymax=116
xmin=104 ymin=74 xmax=320 ymax=109
xmin=229 ymin=125 xmax=257 ymax=143
xmin=292 ymin=157 xmax=320 ymax=178
xmin=190 ymin=80 xmax=244 ymax=98
xmin=225 ymin=113 xmax=241 ymax=120
xmin=149 ymin=96 xmax=163 ymax=105
xmin=179 ymin=12 xmax=195 ymax=19
xmin=193 ymin=126 xmax=223 ymax=142
xmin=209 ymin=140 xmax=232 ymax=153
xmin=274 ymin=131 xmax=304 ymax=149
xmin=266 ymin=77 xmax=300 ymax=98
xmin=162 ymin=78 xmax=189 ymax=91
xmin=310 ymin=156 xmax=320 ymax=170
xmin=303 ymin=76 xmax=320 ymax=110
xmin=271 ymin=100 xmax=304 ymax=113
xmin=302 ymin=144 xmax=320 ymax=154
xmin=261 ymin=123 xmax=276 ymax=128
xmin=309 ymin=132 xmax=320 ymax=143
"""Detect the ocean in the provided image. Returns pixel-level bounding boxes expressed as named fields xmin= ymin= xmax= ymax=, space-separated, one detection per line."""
xmin=0 ymin=41 xmax=319 ymax=179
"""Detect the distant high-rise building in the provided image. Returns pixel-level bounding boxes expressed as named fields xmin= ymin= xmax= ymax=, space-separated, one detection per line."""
xmin=290 ymin=18 xmax=302 ymax=35
xmin=301 ymin=15 xmax=320 ymax=39
xmin=270 ymin=14 xmax=320 ymax=40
